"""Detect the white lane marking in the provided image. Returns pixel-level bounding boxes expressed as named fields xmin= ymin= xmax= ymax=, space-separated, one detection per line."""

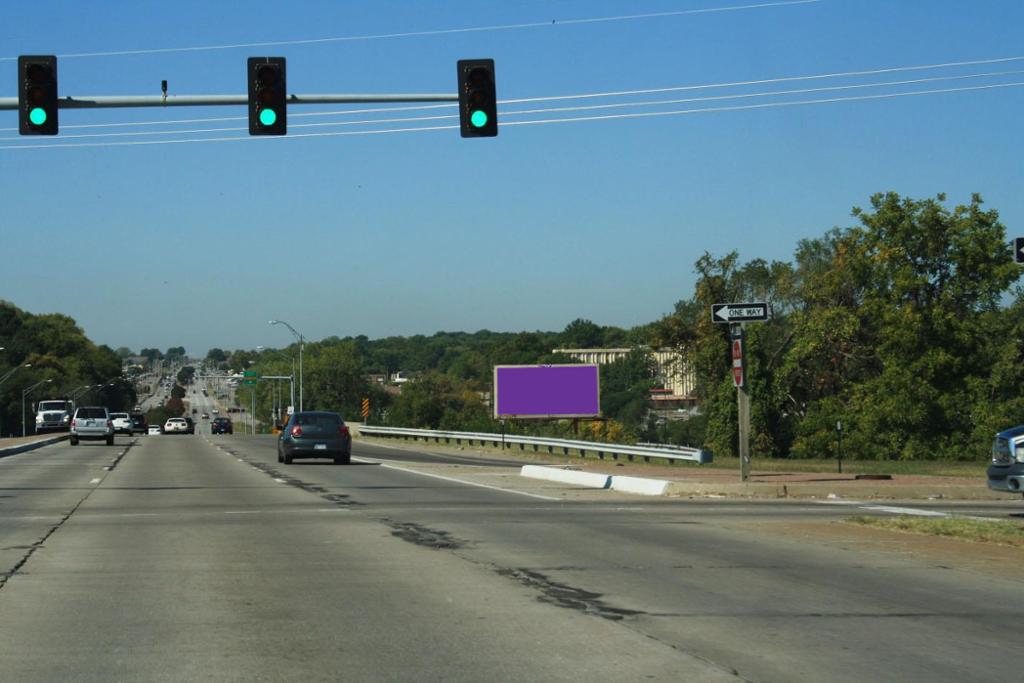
xmin=273 ymin=478 xmax=286 ymax=483
xmin=862 ymin=505 xmax=948 ymax=517
xmin=89 ymin=477 xmax=101 ymax=484
xmin=224 ymin=510 xmax=261 ymax=514
xmin=102 ymin=466 xmax=112 ymax=471
xmin=817 ymin=499 xmax=1004 ymax=521
xmin=352 ymin=457 xmax=561 ymax=501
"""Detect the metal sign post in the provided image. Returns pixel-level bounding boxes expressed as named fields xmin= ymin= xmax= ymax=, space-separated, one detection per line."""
xmin=836 ymin=421 xmax=843 ymax=474
xmin=714 ymin=302 xmax=771 ymax=483
xmin=732 ymin=325 xmax=752 ymax=482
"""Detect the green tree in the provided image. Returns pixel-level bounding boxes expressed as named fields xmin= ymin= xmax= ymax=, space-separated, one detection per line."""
xmin=560 ymin=318 xmax=603 ymax=348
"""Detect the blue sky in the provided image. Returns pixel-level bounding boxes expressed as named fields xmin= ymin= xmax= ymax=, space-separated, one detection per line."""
xmin=1 ymin=0 xmax=1022 ymax=355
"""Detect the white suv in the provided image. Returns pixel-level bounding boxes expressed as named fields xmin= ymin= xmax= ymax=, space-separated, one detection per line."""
xmin=70 ymin=407 xmax=114 ymax=446
xmin=109 ymin=412 xmax=133 ymax=435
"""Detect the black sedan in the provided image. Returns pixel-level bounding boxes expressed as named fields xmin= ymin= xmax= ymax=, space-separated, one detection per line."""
xmin=210 ymin=417 xmax=233 ymax=434
xmin=278 ymin=411 xmax=351 ymax=465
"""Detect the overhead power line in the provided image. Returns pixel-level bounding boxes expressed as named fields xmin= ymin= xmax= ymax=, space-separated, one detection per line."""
xmin=0 ymin=1 xmax=820 ymax=61
xmin=2 ymin=80 xmax=1019 ymax=151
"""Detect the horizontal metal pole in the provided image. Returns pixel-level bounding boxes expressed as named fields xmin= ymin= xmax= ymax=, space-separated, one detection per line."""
xmin=0 ymin=92 xmax=457 ymax=111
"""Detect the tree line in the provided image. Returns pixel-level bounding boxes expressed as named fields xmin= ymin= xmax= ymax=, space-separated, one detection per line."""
xmin=0 ymin=301 xmax=136 ymax=437
xmin=226 ymin=192 xmax=1023 ymax=461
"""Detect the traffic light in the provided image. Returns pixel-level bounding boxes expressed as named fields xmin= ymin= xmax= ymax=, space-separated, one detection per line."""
xmin=1015 ymin=237 xmax=1024 ymax=265
xmin=247 ymin=57 xmax=286 ymax=135
xmin=18 ymin=55 xmax=58 ymax=135
xmin=457 ymin=59 xmax=497 ymax=138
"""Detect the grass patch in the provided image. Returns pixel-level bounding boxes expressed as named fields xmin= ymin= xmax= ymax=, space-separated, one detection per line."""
xmin=847 ymin=515 xmax=1024 ymax=547
xmin=703 ymin=456 xmax=987 ymax=478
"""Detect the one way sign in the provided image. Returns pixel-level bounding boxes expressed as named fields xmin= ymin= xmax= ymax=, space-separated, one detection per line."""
xmin=712 ymin=302 xmax=770 ymax=324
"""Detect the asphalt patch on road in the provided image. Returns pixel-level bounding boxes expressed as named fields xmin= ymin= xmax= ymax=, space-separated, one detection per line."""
xmin=241 ymin=457 xmax=362 ymax=507
xmin=385 ymin=520 xmax=465 ymax=549
xmin=496 ymin=567 xmax=644 ymax=621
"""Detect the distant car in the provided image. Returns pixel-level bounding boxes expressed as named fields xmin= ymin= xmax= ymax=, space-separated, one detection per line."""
xmin=147 ymin=424 xmax=162 ymax=435
xmin=278 ymin=411 xmax=351 ymax=465
xmin=109 ymin=412 xmax=133 ymax=435
xmin=201 ymin=412 xmax=209 ymax=419
xmin=70 ymin=406 xmax=114 ymax=446
xmin=211 ymin=417 xmax=233 ymax=435
xmin=130 ymin=413 xmax=147 ymax=434
xmin=164 ymin=417 xmax=188 ymax=434
xmin=184 ymin=416 xmax=195 ymax=434
xmin=211 ymin=409 xmax=219 ymax=414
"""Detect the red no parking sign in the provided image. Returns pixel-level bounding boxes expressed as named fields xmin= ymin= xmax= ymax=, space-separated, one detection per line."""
xmin=732 ymin=337 xmax=744 ymax=388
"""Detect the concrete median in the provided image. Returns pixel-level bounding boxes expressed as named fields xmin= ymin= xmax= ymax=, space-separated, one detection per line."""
xmin=0 ymin=433 xmax=68 ymax=459
xmin=520 ymin=465 xmax=611 ymax=489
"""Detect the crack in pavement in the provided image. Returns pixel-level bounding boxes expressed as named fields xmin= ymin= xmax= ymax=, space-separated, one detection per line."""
xmin=227 ymin=451 xmax=362 ymax=507
xmin=0 ymin=438 xmax=137 ymax=592
xmin=495 ymin=567 xmax=645 ymax=621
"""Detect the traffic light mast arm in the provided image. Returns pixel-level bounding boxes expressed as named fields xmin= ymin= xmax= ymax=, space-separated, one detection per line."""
xmin=0 ymin=93 xmax=457 ymax=110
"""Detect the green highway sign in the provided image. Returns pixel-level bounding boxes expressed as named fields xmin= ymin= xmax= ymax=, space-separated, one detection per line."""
xmin=243 ymin=370 xmax=259 ymax=386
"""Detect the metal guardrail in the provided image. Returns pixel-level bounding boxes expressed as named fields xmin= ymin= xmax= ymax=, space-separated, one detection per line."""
xmin=358 ymin=425 xmax=712 ymax=464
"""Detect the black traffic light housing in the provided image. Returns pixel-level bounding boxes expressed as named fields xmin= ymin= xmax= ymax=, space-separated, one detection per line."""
xmin=247 ymin=57 xmax=287 ymax=135
xmin=457 ymin=59 xmax=497 ymax=138
xmin=1015 ymin=237 xmax=1024 ymax=265
xmin=18 ymin=55 xmax=58 ymax=135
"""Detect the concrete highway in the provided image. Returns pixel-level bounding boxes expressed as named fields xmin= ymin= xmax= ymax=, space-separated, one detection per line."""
xmin=1 ymin=426 xmax=1021 ymax=681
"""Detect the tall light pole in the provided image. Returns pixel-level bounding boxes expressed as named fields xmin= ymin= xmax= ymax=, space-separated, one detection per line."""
xmin=269 ymin=320 xmax=304 ymax=412
xmin=270 ymin=349 xmax=296 ymax=424
xmin=0 ymin=362 xmax=31 ymax=390
xmin=0 ymin=362 xmax=31 ymax=437
xmin=22 ymin=378 xmax=53 ymax=437
xmin=69 ymin=384 xmax=94 ymax=402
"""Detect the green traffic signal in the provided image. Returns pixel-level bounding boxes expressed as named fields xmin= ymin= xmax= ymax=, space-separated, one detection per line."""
xmin=28 ymin=107 xmax=48 ymax=126
xmin=470 ymin=110 xmax=488 ymax=128
xmin=259 ymin=108 xmax=277 ymax=126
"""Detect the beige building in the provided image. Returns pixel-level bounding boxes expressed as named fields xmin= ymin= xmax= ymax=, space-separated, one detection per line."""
xmin=551 ymin=348 xmax=696 ymax=400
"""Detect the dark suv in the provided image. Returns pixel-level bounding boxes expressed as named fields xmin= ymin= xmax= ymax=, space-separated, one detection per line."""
xmin=211 ymin=417 xmax=233 ymax=435
xmin=278 ymin=411 xmax=351 ymax=465
xmin=130 ymin=413 xmax=147 ymax=435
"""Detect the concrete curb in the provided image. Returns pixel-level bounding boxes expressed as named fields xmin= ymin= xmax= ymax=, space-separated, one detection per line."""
xmin=0 ymin=434 xmax=68 ymax=459
xmin=611 ymin=475 xmax=671 ymax=496
xmin=663 ymin=480 xmax=1011 ymax=500
xmin=520 ymin=465 xmax=611 ymax=489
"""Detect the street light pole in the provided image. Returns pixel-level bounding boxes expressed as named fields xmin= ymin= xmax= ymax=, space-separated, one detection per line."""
xmin=0 ymin=363 xmax=31 ymax=390
xmin=22 ymin=378 xmax=53 ymax=437
xmin=0 ymin=363 xmax=31 ymax=437
xmin=269 ymin=320 xmax=304 ymax=412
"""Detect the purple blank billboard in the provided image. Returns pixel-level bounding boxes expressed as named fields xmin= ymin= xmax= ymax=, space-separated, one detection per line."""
xmin=493 ymin=364 xmax=601 ymax=419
